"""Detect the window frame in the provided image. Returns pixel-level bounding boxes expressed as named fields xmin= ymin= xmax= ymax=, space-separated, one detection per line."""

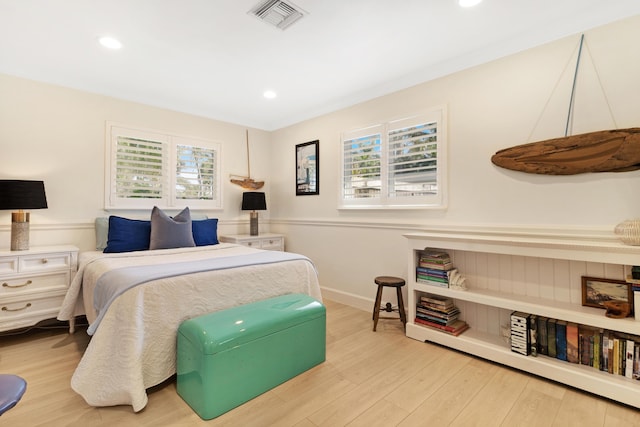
xmin=104 ymin=122 xmax=223 ymax=210
xmin=339 ymin=107 xmax=447 ymax=209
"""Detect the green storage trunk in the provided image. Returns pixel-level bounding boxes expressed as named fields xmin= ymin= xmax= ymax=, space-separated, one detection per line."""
xmin=176 ymin=293 xmax=326 ymax=420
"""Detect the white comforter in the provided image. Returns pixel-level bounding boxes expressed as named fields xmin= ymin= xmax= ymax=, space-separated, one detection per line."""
xmin=57 ymin=244 xmax=321 ymax=411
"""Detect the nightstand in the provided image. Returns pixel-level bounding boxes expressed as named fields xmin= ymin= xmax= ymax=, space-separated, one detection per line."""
xmin=0 ymin=245 xmax=78 ymax=332
xmin=219 ymin=233 xmax=284 ymax=251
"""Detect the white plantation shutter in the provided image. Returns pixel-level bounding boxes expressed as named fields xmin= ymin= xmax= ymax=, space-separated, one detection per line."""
xmin=105 ymin=124 xmax=222 ymax=210
xmin=175 ymin=144 xmax=217 ymax=201
xmin=387 ymin=117 xmax=439 ymax=199
xmin=342 ymin=126 xmax=382 ymax=202
xmin=115 ymin=136 xmax=165 ymax=200
xmin=340 ymin=108 xmax=446 ymax=208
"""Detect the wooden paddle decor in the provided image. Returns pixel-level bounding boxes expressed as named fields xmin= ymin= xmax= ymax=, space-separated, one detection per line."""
xmin=491 ymin=128 xmax=640 ymax=175
xmin=492 ymin=35 xmax=640 ymax=175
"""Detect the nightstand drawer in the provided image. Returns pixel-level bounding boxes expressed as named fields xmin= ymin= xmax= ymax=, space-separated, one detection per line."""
xmin=260 ymin=237 xmax=284 ymax=250
xmin=219 ymin=234 xmax=285 ymax=251
xmin=0 ymin=245 xmax=78 ymax=332
xmin=242 ymin=239 xmax=263 ymax=248
xmin=0 ymin=292 xmax=66 ymax=329
xmin=0 ymin=257 xmax=18 ymax=275
xmin=1 ymin=271 xmax=70 ymax=296
xmin=19 ymin=252 xmax=72 ymax=273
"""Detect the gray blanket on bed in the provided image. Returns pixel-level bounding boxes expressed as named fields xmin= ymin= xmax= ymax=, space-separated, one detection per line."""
xmin=89 ymin=250 xmax=310 ymax=334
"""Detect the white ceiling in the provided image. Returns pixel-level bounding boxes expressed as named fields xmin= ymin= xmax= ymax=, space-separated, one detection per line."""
xmin=1 ymin=0 xmax=639 ymax=131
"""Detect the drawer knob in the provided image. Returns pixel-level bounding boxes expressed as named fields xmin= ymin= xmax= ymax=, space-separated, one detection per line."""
xmin=2 ymin=302 xmax=32 ymax=312
xmin=247 ymin=242 xmax=253 ymax=246
xmin=2 ymin=280 xmax=33 ymax=289
xmin=41 ymin=258 xmax=49 ymax=264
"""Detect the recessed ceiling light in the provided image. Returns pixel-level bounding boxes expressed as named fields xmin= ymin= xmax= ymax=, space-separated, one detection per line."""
xmin=263 ymin=90 xmax=277 ymax=99
xmin=98 ymin=36 xmax=122 ymax=50
xmin=459 ymin=0 xmax=482 ymax=7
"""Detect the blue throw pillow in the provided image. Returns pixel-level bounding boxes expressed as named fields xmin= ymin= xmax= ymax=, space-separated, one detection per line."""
xmin=103 ymin=216 xmax=151 ymax=253
xmin=192 ymin=218 xmax=219 ymax=246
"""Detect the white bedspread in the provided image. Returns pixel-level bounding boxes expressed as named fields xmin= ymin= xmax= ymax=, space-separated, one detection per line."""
xmin=57 ymin=244 xmax=321 ymax=412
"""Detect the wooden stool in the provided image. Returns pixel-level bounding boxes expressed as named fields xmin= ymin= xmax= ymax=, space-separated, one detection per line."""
xmin=372 ymin=276 xmax=407 ymax=331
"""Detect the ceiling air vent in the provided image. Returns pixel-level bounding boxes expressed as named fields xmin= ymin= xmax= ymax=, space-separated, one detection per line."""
xmin=249 ymin=0 xmax=306 ymax=30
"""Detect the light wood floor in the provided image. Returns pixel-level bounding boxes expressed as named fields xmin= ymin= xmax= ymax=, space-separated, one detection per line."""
xmin=2 ymin=299 xmax=640 ymax=426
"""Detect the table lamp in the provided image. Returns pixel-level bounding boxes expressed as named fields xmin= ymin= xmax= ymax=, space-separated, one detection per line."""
xmin=0 ymin=180 xmax=48 ymax=250
xmin=241 ymin=192 xmax=266 ymax=236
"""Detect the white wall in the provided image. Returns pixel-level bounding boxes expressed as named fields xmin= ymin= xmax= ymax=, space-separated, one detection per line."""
xmin=0 ymin=75 xmax=273 ymax=251
xmin=1 ymin=15 xmax=638 ymax=311
xmin=268 ymin=15 xmax=640 ymax=309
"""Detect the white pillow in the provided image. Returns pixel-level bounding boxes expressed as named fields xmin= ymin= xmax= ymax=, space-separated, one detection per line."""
xmin=95 ymin=217 xmax=109 ymax=251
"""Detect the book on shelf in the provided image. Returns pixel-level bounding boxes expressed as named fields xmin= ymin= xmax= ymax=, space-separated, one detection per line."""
xmin=626 ymin=339 xmax=635 ymax=379
xmin=547 ymin=319 xmax=557 ymax=358
xmin=537 ymin=316 xmax=548 ymax=356
xmin=416 ymin=307 xmax=459 ymax=320
xmin=420 ymin=294 xmax=454 ymax=308
xmin=608 ymin=335 xmax=615 ymax=374
xmin=579 ymin=327 xmax=593 ymax=367
xmin=417 ymin=302 xmax=459 ymax=315
xmin=418 ymin=262 xmax=454 ymax=270
xmin=414 ymin=317 xmax=469 ymax=336
xmin=593 ymin=329 xmax=601 ymax=371
xmin=510 ymin=311 xmax=530 ymax=356
xmin=529 ymin=315 xmax=537 ymax=357
xmin=416 ymin=267 xmax=450 ymax=277
xmin=566 ymin=322 xmax=579 ymax=364
xmin=634 ymin=344 xmax=640 ymax=379
xmin=620 ymin=339 xmax=627 ymax=376
xmin=555 ymin=320 xmax=567 ymax=361
xmin=613 ymin=339 xmax=620 ymax=374
xmin=416 ymin=274 xmax=449 ymax=283
xmin=416 ymin=313 xmax=459 ymax=326
xmin=416 ymin=303 xmax=460 ymax=314
xmin=416 ymin=280 xmax=449 ymax=288
xmin=418 ymin=249 xmax=454 ymax=271
xmin=419 ymin=248 xmax=451 ymax=261
xmin=600 ymin=332 xmax=609 ymax=372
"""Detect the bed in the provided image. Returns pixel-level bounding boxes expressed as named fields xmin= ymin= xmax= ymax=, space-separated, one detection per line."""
xmin=57 ymin=242 xmax=321 ymax=412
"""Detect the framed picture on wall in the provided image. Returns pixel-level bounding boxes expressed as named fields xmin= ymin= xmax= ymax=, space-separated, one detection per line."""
xmin=296 ymin=140 xmax=319 ymax=196
xmin=581 ymin=276 xmax=633 ymax=310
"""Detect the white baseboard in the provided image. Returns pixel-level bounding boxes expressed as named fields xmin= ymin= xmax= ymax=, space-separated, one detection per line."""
xmin=320 ymin=286 xmax=372 ymax=312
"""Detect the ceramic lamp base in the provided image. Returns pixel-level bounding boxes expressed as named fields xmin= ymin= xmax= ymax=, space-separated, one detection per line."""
xmin=249 ymin=211 xmax=259 ymax=236
xmin=11 ymin=211 xmax=30 ymax=251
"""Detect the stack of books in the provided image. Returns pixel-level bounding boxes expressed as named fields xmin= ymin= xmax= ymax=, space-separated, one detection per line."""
xmin=416 ymin=249 xmax=454 ymax=287
xmin=415 ymin=294 xmax=468 ymax=336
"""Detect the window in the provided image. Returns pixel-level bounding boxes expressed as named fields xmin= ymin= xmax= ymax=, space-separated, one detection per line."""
xmin=105 ymin=123 xmax=222 ymax=210
xmin=340 ymin=108 xmax=446 ymax=208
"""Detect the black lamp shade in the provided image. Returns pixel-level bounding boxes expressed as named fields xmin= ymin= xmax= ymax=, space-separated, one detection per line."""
xmin=241 ymin=192 xmax=266 ymax=211
xmin=0 ymin=180 xmax=48 ymax=210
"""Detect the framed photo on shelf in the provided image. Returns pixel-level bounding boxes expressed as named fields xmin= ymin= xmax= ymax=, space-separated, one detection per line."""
xmin=296 ymin=140 xmax=319 ymax=196
xmin=581 ymin=276 xmax=633 ymax=310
